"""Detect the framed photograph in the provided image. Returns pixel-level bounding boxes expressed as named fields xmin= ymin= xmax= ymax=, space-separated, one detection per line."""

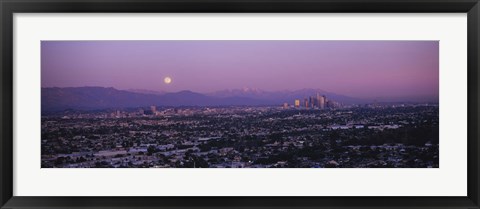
xmin=1 ymin=0 xmax=479 ymax=208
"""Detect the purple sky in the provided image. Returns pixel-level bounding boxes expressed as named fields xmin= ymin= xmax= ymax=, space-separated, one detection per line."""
xmin=41 ymin=41 xmax=438 ymax=99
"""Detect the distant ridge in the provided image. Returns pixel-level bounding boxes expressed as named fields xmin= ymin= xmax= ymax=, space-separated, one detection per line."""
xmin=42 ymin=86 xmax=366 ymax=112
xmin=125 ymin=89 xmax=166 ymax=95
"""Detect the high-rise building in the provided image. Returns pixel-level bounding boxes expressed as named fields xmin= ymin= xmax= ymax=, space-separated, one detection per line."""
xmin=318 ymin=95 xmax=326 ymax=109
xmin=316 ymin=93 xmax=321 ymax=108
xmin=309 ymin=96 xmax=315 ymax=108
xmin=294 ymin=99 xmax=300 ymax=108
xmin=150 ymin=105 xmax=157 ymax=114
xmin=283 ymin=103 xmax=289 ymax=109
xmin=304 ymin=98 xmax=309 ymax=109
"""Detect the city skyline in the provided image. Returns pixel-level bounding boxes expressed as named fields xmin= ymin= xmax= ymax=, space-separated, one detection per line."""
xmin=41 ymin=41 xmax=439 ymax=100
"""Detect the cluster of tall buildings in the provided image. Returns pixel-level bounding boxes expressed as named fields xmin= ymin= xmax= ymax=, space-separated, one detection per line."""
xmin=285 ymin=93 xmax=340 ymax=110
xmin=137 ymin=105 xmax=160 ymax=116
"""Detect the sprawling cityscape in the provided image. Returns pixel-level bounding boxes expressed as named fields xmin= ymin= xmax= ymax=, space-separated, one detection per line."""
xmin=41 ymin=92 xmax=439 ymax=168
xmin=41 ymin=40 xmax=439 ymax=168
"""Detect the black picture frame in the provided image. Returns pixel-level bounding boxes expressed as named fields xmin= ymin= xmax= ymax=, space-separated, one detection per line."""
xmin=1 ymin=0 xmax=479 ymax=208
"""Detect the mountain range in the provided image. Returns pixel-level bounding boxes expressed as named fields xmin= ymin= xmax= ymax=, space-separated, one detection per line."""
xmin=41 ymin=86 xmax=366 ymax=112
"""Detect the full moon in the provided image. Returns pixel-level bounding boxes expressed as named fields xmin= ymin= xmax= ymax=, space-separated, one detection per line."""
xmin=164 ymin=77 xmax=172 ymax=84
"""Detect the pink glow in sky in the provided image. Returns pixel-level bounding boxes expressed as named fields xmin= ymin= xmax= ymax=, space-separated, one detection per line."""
xmin=41 ymin=41 xmax=438 ymax=99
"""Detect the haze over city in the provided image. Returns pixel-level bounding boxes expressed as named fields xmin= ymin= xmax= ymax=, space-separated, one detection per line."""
xmin=41 ymin=41 xmax=439 ymax=101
